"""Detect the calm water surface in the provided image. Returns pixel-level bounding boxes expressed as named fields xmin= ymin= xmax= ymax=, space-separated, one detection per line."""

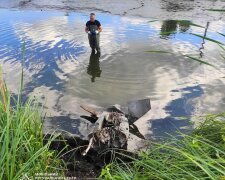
xmin=0 ymin=9 xmax=225 ymax=146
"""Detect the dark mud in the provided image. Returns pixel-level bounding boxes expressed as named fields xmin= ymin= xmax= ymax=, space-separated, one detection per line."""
xmin=45 ymin=134 xmax=136 ymax=179
xmin=123 ymin=0 xmax=145 ymax=15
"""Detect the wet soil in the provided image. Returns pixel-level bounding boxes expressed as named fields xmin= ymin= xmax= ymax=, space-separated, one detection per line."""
xmin=45 ymin=134 xmax=136 ymax=179
xmin=1 ymin=0 xmax=225 ymax=21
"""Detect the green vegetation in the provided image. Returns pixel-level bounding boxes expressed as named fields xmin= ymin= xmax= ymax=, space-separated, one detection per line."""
xmin=159 ymin=20 xmax=204 ymax=37
xmin=100 ymin=113 xmax=225 ymax=180
xmin=146 ymin=50 xmax=215 ymax=67
xmin=190 ymin=33 xmax=225 ymax=46
xmin=205 ymin=9 xmax=225 ymax=12
xmin=0 ymin=45 xmax=65 ymax=179
xmin=145 ymin=50 xmax=171 ymax=54
xmin=146 ymin=22 xmax=225 ymax=68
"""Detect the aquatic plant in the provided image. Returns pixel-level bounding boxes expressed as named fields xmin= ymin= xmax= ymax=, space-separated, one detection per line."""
xmin=190 ymin=33 xmax=224 ymax=45
xmin=205 ymin=9 xmax=225 ymax=12
xmin=146 ymin=30 xmax=225 ymax=68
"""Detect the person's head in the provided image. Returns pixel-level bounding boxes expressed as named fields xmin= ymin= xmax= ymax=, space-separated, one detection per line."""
xmin=90 ymin=13 xmax=95 ymax=22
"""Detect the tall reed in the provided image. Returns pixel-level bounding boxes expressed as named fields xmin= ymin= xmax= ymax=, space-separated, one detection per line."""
xmin=0 ymin=43 xmax=65 ymax=179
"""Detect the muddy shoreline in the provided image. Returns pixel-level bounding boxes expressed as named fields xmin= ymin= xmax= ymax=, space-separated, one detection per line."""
xmin=45 ymin=134 xmax=137 ymax=179
xmin=1 ymin=0 xmax=225 ymax=22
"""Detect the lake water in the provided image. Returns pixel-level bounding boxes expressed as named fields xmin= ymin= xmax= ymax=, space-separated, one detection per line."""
xmin=0 ymin=9 xmax=225 ymax=148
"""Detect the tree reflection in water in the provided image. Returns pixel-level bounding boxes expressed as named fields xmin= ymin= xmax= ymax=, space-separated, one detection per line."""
xmin=160 ymin=20 xmax=191 ymax=38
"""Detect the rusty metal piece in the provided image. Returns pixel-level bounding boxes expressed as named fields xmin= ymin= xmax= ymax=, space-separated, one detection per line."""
xmin=83 ymin=111 xmax=129 ymax=155
xmin=80 ymin=105 xmax=99 ymax=117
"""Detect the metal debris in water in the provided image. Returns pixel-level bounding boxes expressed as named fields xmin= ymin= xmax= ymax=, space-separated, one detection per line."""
xmin=81 ymin=98 xmax=151 ymax=156
xmin=82 ymin=111 xmax=129 ymax=156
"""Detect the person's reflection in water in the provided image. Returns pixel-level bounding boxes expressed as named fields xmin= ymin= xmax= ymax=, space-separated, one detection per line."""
xmin=87 ymin=51 xmax=102 ymax=82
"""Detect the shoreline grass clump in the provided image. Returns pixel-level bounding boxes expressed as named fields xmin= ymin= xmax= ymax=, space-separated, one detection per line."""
xmin=100 ymin=113 xmax=225 ymax=180
xmin=0 ymin=70 xmax=65 ymax=179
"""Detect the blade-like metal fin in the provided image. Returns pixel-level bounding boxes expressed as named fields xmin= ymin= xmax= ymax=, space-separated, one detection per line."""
xmin=128 ymin=98 xmax=151 ymax=124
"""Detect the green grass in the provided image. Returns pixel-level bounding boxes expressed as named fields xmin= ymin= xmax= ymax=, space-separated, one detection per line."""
xmin=146 ymin=26 xmax=225 ymax=68
xmin=146 ymin=50 xmax=215 ymax=66
xmin=100 ymin=113 xmax=225 ymax=180
xmin=0 ymin=44 xmax=65 ymax=179
xmin=0 ymin=94 xmax=65 ymax=179
xmin=205 ymin=9 xmax=225 ymax=12
xmin=145 ymin=50 xmax=171 ymax=54
xmin=190 ymin=33 xmax=225 ymax=46
xmin=148 ymin=20 xmax=205 ymax=28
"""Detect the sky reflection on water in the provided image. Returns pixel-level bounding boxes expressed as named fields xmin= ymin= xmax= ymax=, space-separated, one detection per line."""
xmin=0 ymin=9 xmax=225 ymax=141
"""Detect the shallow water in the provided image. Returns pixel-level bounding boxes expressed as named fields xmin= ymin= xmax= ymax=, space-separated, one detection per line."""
xmin=0 ymin=9 xmax=225 ymax=147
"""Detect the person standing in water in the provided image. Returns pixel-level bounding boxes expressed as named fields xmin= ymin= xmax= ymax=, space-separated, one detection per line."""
xmin=85 ymin=13 xmax=102 ymax=53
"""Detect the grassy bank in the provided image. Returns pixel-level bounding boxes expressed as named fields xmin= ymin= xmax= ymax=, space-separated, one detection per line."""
xmin=0 ymin=71 xmax=65 ymax=179
xmin=100 ymin=113 xmax=225 ymax=180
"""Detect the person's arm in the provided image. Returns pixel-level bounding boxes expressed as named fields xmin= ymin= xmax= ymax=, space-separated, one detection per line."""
xmin=98 ymin=26 xmax=102 ymax=32
xmin=85 ymin=26 xmax=88 ymax=33
xmin=85 ymin=22 xmax=89 ymax=33
xmin=97 ymin=21 xmax=102 ymax=32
